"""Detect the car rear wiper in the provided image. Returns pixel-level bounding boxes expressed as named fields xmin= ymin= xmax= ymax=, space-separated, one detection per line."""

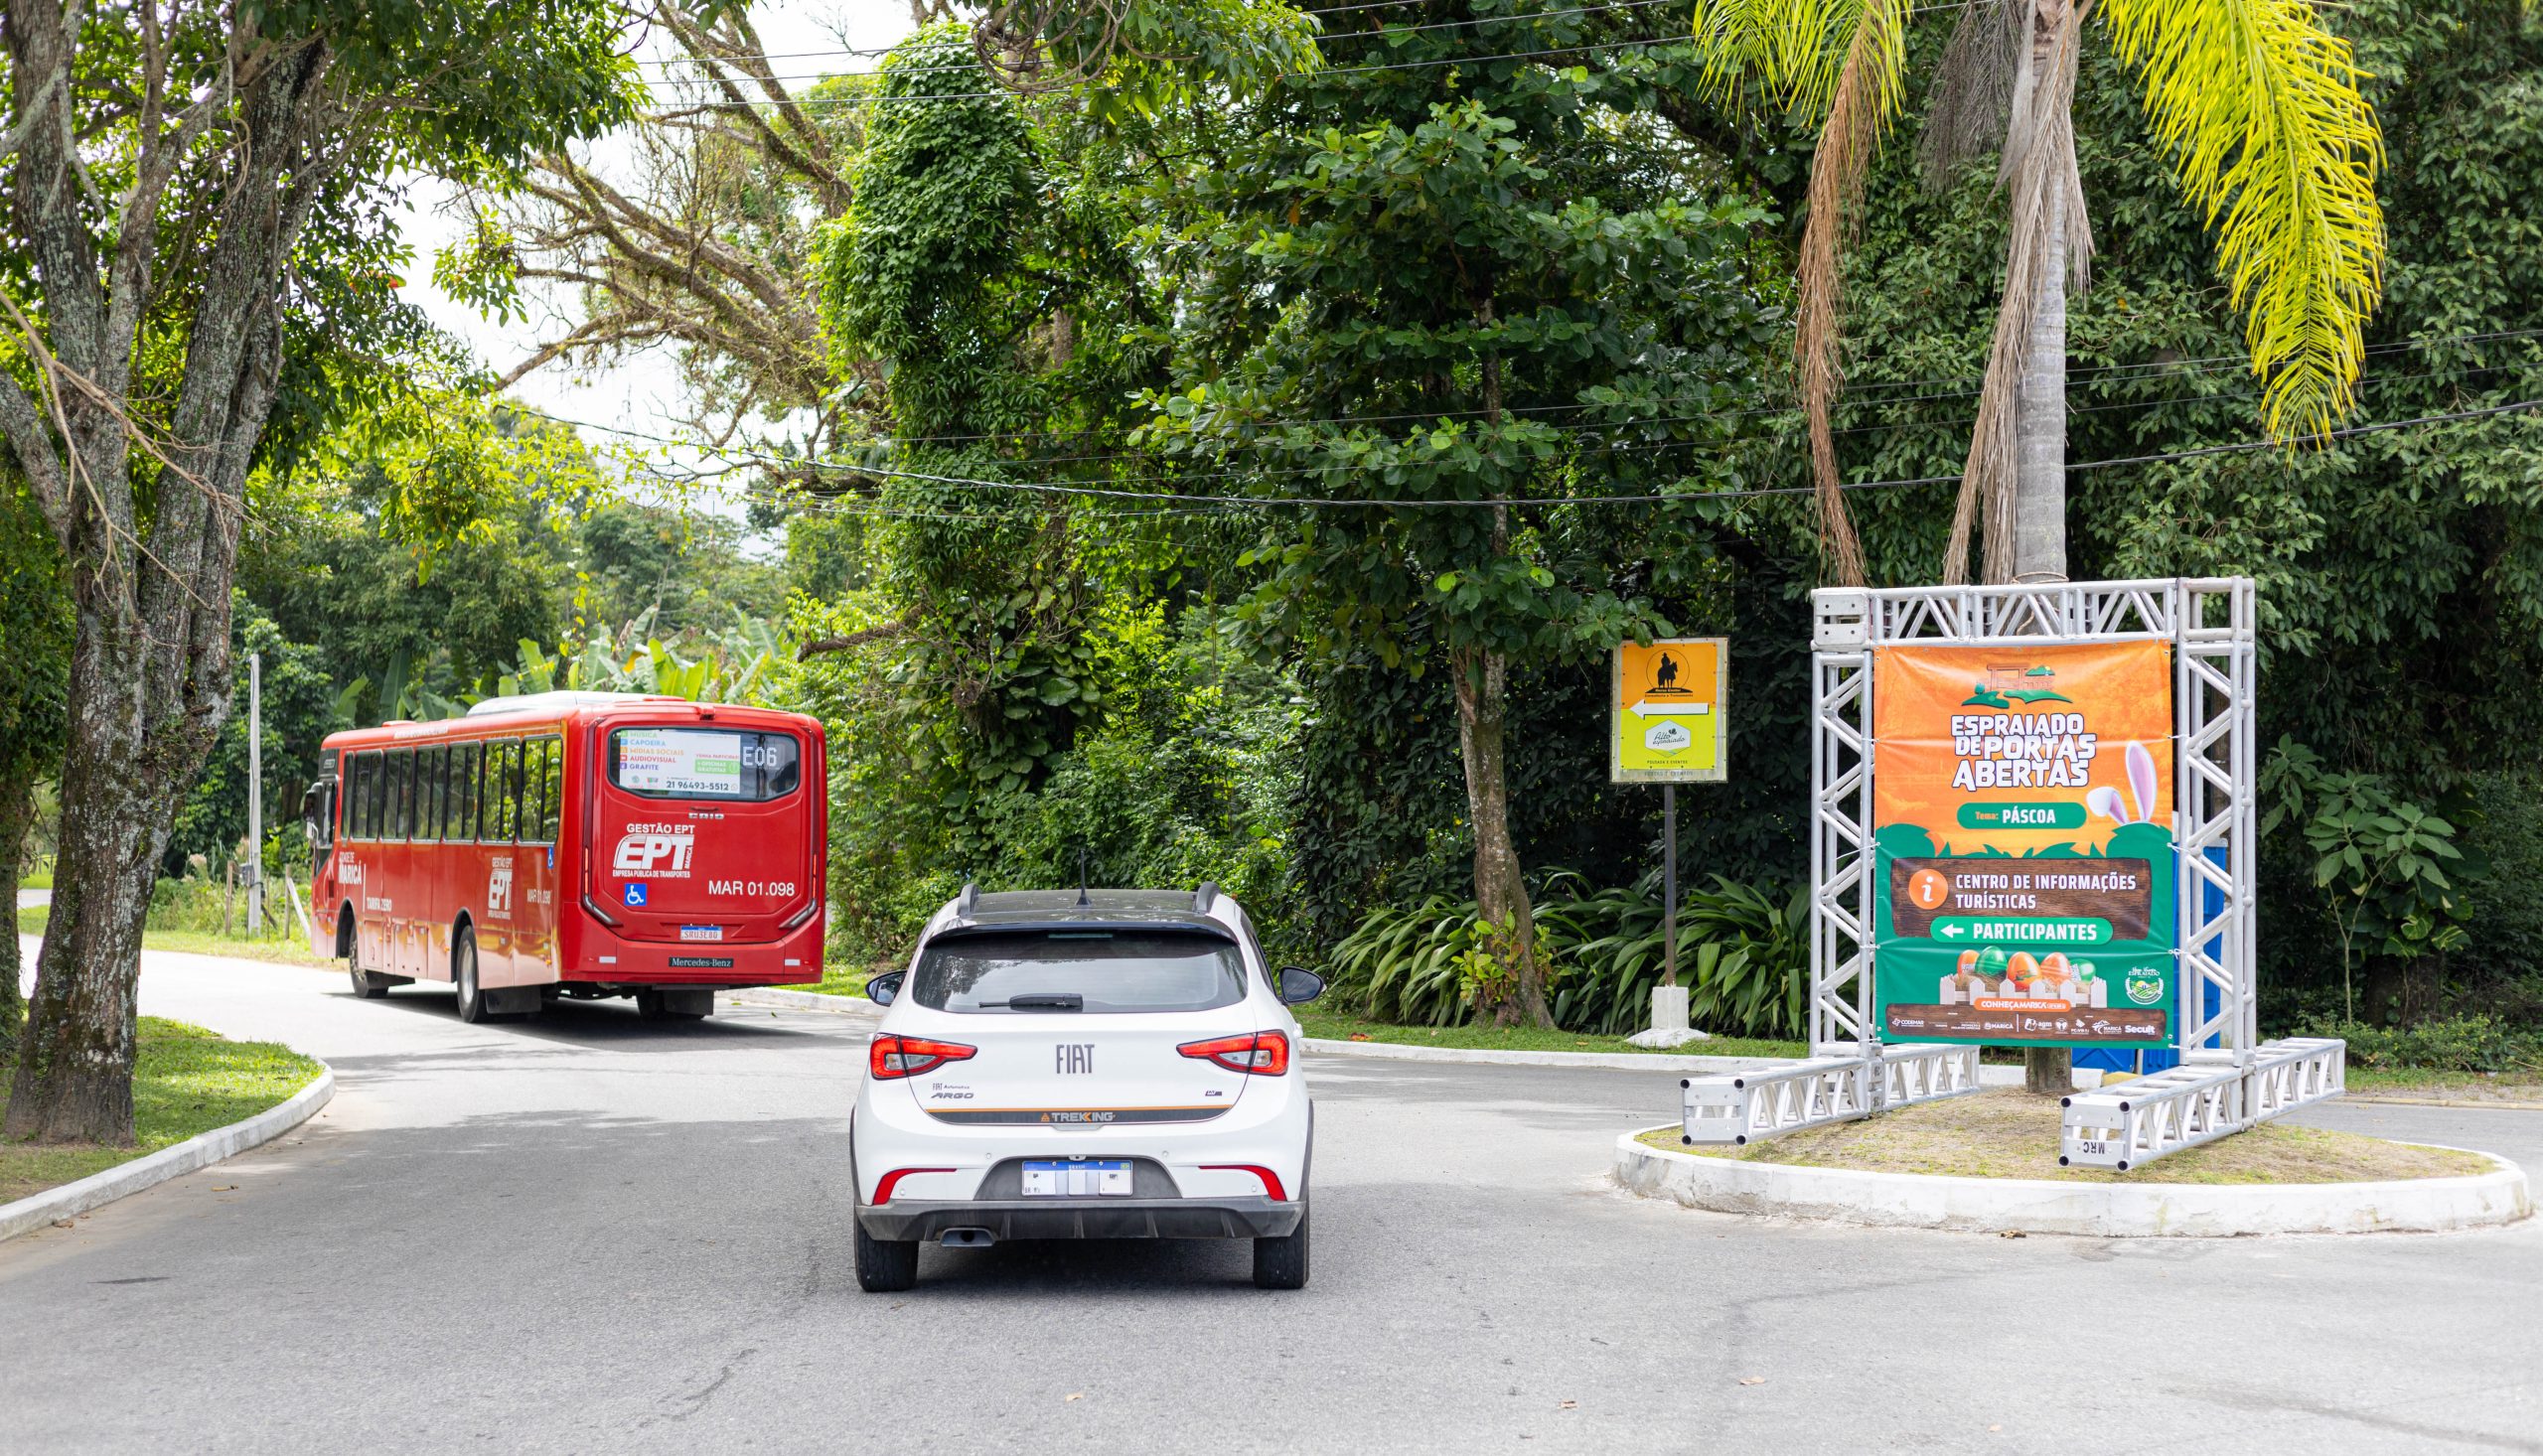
xmin=983 ymin=992 xmax=1085 ymax=1011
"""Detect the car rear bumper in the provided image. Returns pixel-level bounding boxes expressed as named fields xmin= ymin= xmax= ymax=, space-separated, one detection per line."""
xmin=855 ymin=1196 xmax=1301 ymax=1241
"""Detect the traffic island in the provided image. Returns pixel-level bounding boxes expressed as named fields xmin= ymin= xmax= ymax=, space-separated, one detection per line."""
xmin=1615 ymin=1090 xmax=2531 ymax=1237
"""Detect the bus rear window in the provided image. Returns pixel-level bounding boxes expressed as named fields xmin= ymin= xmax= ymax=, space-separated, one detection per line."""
xmin=607 ymin=727 xmax=799 ymax=801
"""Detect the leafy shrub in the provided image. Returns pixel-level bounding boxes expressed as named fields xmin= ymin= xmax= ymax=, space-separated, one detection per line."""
xmin=2294 ymin=1014 xmax=2543 ymax=1074
xmin=1323 ymin=869 xmax=1806 ymax=1039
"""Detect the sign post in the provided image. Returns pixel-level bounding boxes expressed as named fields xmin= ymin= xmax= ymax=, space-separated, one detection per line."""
xmin=1611 ymin=638 xmax=1726 ymax=1048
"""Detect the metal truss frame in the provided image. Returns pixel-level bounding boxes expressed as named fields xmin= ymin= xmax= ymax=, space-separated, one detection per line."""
xmin=2060 ymin=1038 xmax=2345 ymax=1170
xmin=1682 ymin=578 xmax=2331 ymax=1166
xmin=1680 ymin=1044 xmax=1983 ymax=1147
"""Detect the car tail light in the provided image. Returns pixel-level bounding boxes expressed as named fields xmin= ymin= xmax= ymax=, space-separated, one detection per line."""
xmin=1200 ymin=1164 xmax=1288 ymax=1202
xmin=869 ymin=1034 xmax=977 ymax=1080
xmin=872 ymin=1168 xmax=955 ymax=1204
xmin=1178 ymin=1031 xmax=1290 ymax=1076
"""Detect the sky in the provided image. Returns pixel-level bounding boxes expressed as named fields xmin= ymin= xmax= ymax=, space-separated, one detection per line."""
xmin=389 ymin=3 xmax=920 ymax=514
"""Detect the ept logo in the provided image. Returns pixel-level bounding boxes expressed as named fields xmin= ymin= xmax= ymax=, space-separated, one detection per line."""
xmin=613 ymin=825 xmax=695 ymax=877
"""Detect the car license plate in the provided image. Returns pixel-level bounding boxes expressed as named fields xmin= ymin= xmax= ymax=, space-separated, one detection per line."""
xmin=678 ymin=925 xmax=724 ymax=942
xmin=1021 ymin=1160 xmax=1132 ymax=1198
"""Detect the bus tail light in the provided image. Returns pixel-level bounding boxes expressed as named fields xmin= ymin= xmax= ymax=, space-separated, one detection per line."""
xmin=781 ymin=897 xmax=822 ymax=930
xmin=1177 ymin=1031 xmax=1290 ymax=1076
xmin=869 ymin=1035 xmax=976 ymax=1080
xmin=580 ymin=893 xmax=623 ymax=928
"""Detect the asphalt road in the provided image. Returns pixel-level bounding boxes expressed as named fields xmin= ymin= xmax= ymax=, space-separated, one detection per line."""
xmin=4 ymin=946 xmax=2540 ymax=1455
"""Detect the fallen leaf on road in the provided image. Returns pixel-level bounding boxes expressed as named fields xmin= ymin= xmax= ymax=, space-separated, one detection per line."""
xmin=2000 ymin=1230 xmax=2025 ymax=1239
xmin=1989 ymin=1425 xmax=2004 ymax=1433
xmin=1738 ymin=1377 xmax=1766 ymax=1386
xmin=212 ymin=1185 xmax=236 ymax=1192
xmin=1065 ymin=1393 xmax=1084 ymax=1402
xmin=1559 ymin=1400 xmax=1577 ymax=1409
xmin=52 ymin=1220 xmax=73 ymax=1230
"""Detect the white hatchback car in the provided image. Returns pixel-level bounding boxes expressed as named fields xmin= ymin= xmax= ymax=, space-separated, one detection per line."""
xmin=848 ymin=884 xmax=1323 ymax=1292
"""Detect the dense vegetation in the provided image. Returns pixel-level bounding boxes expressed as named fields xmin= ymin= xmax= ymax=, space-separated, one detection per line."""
xmin=9 ymin=1 xmax=2541 ymax=1086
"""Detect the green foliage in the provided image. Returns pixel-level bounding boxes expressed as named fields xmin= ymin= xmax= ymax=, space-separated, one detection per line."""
xmin=2292 ymin=1014 xmax=2543 ymax=1075
xmin=2263 ymin=736 xmax=2480 ymax=1020
xmin=1324 ymin=870 xmax=1806 ymax=1039
xmin=163 ymin=601 xmax=345 ymax=877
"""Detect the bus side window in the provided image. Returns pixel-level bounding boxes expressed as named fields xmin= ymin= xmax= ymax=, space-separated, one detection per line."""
xmin=489 ymin=740 xmax=521 ymax=841
xmin=390 ymin=747 xmax=415 ymax=840
xmin=515 ymin=739 xmax=541 ymax=845
xmin=366 ymin=750 xmax=386 ymax=840
xmin=381 ymin=749 xmax=400 ymax=840
xmin=537 ymin=736 xmax=562 ymax=843
xmin=416 ymin=745 xmax=443 ymax=842
xmin=342 ymin=754 xmax=363 ymax=841
xmin=447 ymin=743 xmax=478 ymax=840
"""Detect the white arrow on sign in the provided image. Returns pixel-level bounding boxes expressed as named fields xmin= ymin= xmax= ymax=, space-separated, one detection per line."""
xmin=1938 ymin=923 xmax=1966 ymax=939
xmin=1631 ymin=700 xmax=1713 ymax=718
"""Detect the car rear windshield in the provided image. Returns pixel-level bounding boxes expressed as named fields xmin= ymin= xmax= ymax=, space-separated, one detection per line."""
xmin=912 ymin=930 xmax=1245 ymax=1014
xmin=608 ymin=726 xmax=800 ymax=801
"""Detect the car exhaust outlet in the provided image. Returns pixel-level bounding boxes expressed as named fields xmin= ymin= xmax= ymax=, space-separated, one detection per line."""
xmin=940 ymin=1228 xmax=996 ymax=1249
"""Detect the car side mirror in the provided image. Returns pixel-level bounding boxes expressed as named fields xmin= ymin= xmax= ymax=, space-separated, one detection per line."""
xmin=1276 ymin=966 xmax=1325 ymax=1005
xmin=868 ymin=970 xmax=906 ymax=1006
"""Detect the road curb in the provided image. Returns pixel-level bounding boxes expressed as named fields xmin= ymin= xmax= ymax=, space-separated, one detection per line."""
xmin=0 ymin=1064 xmax=335 ymax=1244
xmin=707 ymin=988 xmax=2045 ymax=1082
xmin=1612 ymin=1130 xmax=2534 ymax=1237
xmin=1303 ymin=1038 xmax=2033 ymax=1082
xmin=723 ymin=986 xmax=879 ymax=1019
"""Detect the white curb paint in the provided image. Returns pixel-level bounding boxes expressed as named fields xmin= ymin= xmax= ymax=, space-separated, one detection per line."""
xmin=0 ymin=1066 xmax=335 ymax=1244
xmin=1612 ymin=1130 xmax=2534 ymax=1237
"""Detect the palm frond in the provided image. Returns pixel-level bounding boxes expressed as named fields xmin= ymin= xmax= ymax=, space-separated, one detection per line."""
xmin=2099 ymin=0 xmax=2386 ymax=440
xmin=1690 ymin=0 xmax=1915 ymax=587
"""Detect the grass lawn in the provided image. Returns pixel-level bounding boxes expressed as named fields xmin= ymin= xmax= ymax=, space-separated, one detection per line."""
xmin=14 ymin=903 xmax=333 ymax=969
xmin=0 ymin=1016 xmax=324 ymax=1206
xmin=1298 ymin=1008 xmax=1806 ymax=1061
xmin=2344 ymin=1066 xmax=2543 ymax=1101
xmin=16 ymin=866 xmax=51 ymax=891
xmin=1636 ymin=1087 xmax=2494 ymax=1185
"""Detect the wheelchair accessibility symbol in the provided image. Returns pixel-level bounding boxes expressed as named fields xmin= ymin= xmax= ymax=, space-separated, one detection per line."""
xmin=624 ymin=883 xmax=649 ymax=908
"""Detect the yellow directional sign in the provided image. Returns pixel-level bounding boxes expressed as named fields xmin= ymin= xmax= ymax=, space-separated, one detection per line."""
xmin=1611 ymin=638 xmax=1726 ymax=783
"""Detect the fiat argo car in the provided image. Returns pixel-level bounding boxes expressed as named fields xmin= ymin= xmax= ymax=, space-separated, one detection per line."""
xmin=848 ymin=884 xmax=1322 ymax=1292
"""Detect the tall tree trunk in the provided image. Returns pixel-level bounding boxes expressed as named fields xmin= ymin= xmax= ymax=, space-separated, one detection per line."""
xmin=1452 ymin=643 xmax=1548 ymax=1027
xmin=2013 ymin=0 xmax=2075 ymax=1096
xmin=0 ymin=770 xmax=32 ymax=1057
xmin=3 ymin=616 xmax=172 ymax=1143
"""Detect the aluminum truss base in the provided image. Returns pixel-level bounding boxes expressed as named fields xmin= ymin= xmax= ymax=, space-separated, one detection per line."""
xmin=2059 ymin=1038 xmax=2346 ymax=1171
xmin=1681 ymin=1043 xmax=1983 ymax=1146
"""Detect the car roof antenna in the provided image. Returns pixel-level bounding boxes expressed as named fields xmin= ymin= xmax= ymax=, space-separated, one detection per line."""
xmin=1077 ymin=845 xmax=1092 ymax=907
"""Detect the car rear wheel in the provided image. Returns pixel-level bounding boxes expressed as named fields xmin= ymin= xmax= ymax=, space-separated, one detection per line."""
xmin=853 ymin=1221 xmax=919 ymax=1293
xmin=1253 ymin=1207 xmax=1310 ymax=1290
xmin=453 ymin=928 xmax=490 ymax=1024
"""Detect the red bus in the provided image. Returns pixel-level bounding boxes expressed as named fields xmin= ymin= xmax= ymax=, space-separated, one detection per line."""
xmin=306 ymin=691 xmax=827 ymax=1022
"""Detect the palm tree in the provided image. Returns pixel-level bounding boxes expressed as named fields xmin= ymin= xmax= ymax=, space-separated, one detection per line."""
xmin=1687 ymin=0 xmax=2387 ymax=586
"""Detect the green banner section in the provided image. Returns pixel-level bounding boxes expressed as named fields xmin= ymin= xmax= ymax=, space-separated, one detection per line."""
xmin=1931 ymin=916 xmax=2112 ymax=946
xmin=1955 ymin=801 xmax=2085 ymax=830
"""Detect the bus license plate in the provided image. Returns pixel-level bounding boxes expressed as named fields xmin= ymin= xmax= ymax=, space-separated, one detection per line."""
xmin=1021 ymin=1161 xmax=1131 ymax=1198
xmin=679 ymin=925 xmax=724 ymax=942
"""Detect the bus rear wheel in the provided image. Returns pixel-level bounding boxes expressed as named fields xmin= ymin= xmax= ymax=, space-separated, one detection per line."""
xmin=348 ymin=961 xmax=389 ymax=999
xmin=453 ymin=929 xmax=491 ymax=1024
